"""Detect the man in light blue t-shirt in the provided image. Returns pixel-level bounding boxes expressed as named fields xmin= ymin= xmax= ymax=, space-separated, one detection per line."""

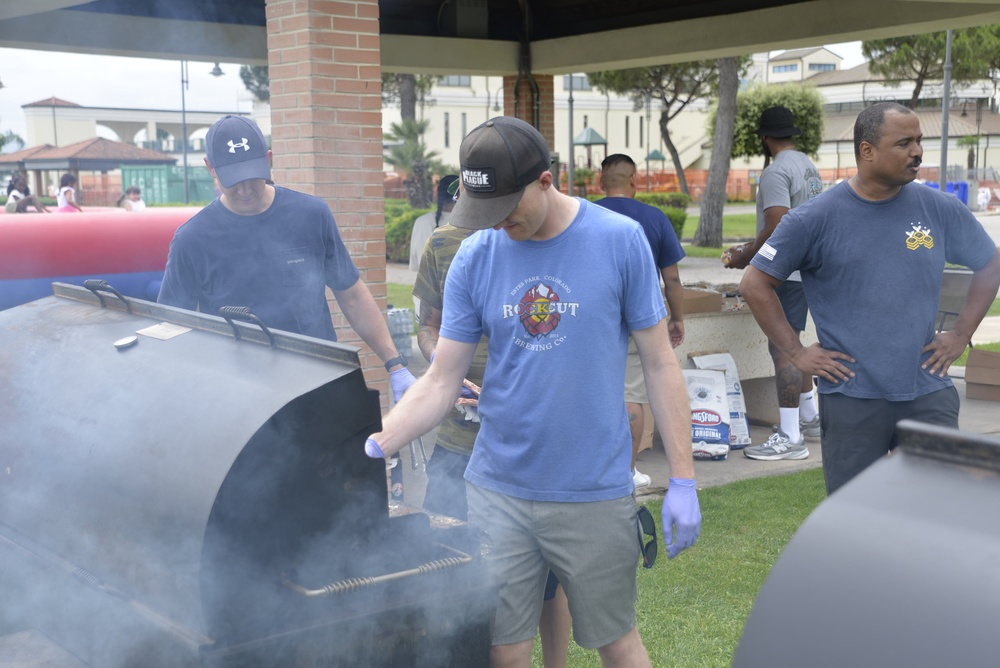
xmin=365 ymin=116 xmax=701 ymax=667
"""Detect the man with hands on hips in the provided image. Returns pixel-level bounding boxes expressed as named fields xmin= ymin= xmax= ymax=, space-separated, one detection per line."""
xmin=365 ymin=116 xmax=700 ymax=668
xmin=741 ymin=102 xmax=1000 ymax=494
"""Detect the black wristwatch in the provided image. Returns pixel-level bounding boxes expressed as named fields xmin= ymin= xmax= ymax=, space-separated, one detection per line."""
xmin=384 ymin=354 xmax=408 ymax=372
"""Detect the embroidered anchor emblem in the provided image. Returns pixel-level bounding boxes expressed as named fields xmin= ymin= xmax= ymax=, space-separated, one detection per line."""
xmin=228 ymin=138 xmax=250 ymax=153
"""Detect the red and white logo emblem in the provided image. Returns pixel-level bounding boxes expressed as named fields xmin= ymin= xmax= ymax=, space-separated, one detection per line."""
xmin=691 ymin=410 xmax=722 ymax=426
xmin=519 ymin=283 xmax=560 ymax=338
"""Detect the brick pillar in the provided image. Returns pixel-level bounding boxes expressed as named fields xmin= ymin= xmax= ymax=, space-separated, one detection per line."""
xmin=504 ymin=73 xmax=554 ymax=150
xmin=266 ymin=0 xmax=391 ymax=405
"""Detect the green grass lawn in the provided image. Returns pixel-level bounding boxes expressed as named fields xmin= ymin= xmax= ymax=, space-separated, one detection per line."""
xmin=954 ymin=340 xmax=1000 ymax=366
xmin=387 ymin=282 xmax=414 ymax=313
xmin=682 ymin=213 xmax=757 ymax=244
xmin=681 ymin=214 xmax=756 ymax=258
xmin=531 ymin=469 xmax=828 ymax=667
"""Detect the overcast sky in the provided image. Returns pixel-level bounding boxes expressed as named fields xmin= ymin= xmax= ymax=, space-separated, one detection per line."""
xmin=0 ymin=49 xmax=255 ymax=146
xmin=0 ymin=41 xmax=865 ymax=149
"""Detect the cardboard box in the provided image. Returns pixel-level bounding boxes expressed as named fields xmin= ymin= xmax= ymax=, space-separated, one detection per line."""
xmin=682 ymin=287 xmax=723 ymax=315
xmin=966 ymin=383 xmax=1000 ymax=401
xmin=965 ymin=348 xmax=1000 ymax=402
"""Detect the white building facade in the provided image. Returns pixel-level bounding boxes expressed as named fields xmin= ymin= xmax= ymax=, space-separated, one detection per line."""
xmin=20 ymin=48 xmax=1000 ymax=198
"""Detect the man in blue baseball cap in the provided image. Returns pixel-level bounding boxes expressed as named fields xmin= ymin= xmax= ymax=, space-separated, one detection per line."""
xmin=159 ymin=114 xmax=416 ymax=403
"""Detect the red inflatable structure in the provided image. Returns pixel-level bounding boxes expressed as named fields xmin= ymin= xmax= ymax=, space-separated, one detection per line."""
xmin=0 ymin=208 xmax=200 ymax=310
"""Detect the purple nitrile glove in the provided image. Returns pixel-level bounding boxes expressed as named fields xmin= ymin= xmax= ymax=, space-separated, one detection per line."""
xmin=364 ymin=437 xmax=385 ymax=459
xmin=662 ymin=478 xmax=701 ymax=559
xmin=460 ymin=385 xmax=476 ymax=400
xmin=389 ymin=367 xmax=417 ymax=404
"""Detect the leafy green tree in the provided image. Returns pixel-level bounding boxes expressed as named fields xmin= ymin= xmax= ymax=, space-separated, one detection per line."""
xmin=958 ymin=134 xmax=980 ymax=173
xmin=239 ymin=65 xmax=269 ymax=103
xmin=572 ymin=166 xmax=595 ymax=195
xmin=694 ymin=57 xmax=741 ymax=248
xmin=862 ymin=30 xmax=988 ymax=108
xmin=587 ymin=63 xmax=719 ymax=195
xmin=979 ymin=24 xmax=1000 ymax=74
xmin=238 ymin=67 xmax=438 ymax=118
xmin=723 ymin=84 xmax=825 ymax=164
xmin=382 ymin=74 xmax=439 ymax=121
xmin=384 ymin=119 xmax=448 ymax=208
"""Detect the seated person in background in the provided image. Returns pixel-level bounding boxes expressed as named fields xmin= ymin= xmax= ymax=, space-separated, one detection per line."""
xmin=117 ymin=186 xmax=146 ymax=212
xmin=56 ymin=173 xmax=83 ymax=213
xmin=5 ymin=176 xmax=49 ymax=213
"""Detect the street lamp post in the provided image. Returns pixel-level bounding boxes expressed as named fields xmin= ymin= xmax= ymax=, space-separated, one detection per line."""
xmin=940 ymin=30 xmax=953 ymax=190
xmin=645 ymin=94 xmax=651 ymax=192
xmin=568 ymin=77 xmax=575 ymax=196
xmin=180 ymin=60 xmax=189 ymax=204
xmin=180 ymin=62 xmax=225 ymax=204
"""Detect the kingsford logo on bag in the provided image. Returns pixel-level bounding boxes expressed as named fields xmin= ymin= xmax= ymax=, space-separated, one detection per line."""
xmin=682 ymin=369 xmax=731 ymax=461
xmin=692 ymin=410 xmax=722 ymax=426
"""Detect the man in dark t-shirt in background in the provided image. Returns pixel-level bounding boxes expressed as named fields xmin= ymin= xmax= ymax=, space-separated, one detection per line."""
xmin=595 ymin=153 xmax=686 ymax=489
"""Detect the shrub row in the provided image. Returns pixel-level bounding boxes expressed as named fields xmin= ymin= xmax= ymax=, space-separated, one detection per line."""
xmin=384 ymin=193 xmax=689 ymax=263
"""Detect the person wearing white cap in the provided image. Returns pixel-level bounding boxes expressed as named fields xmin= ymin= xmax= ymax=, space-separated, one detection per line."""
xmin=159 ymin=115 xmax=416 ymax=402
xmin=364 ymin=116 xmax=700 ymax=667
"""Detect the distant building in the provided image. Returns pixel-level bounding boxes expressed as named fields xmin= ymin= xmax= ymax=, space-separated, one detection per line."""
xmin=13 ymin=97 xmax=247 ymax=204
xmin=381 ymin=74 xmax=712 ymax=182
xmin=21 ymin=97 xmax=247 ymax=170
xmin=766 ymin=47 xmax=843 ymax=84
xmin=16 ymin=49 xmax=1000 ymax=204
xmin=0 ymin=136 xmax=176 ymax=204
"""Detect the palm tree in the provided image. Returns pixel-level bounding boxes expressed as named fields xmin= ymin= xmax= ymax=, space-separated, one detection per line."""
xmin=0 ymin=129 xmax=25 ymax=153
xmin=384 ymin=119 xmax=446 ymax=208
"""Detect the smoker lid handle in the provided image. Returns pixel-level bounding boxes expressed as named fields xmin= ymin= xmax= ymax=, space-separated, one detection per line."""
xmin=83 ymin=279 xmax=132 ymax=314
xmin=218 ymin=306 xmax=277 ymax=348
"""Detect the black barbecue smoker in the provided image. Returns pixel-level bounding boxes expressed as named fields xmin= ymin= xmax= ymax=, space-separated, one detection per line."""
xmin=0 ymin=282 xmax=496 ymax=667
xmin=733 ymin=420 xmax=1000 ymax=668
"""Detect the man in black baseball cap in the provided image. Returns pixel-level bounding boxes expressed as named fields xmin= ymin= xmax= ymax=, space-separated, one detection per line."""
xmin=365 ymin=115 xmax=701 ymax=665
xmin=450 ymin=116 xmax=553 ymax=232
xmin=160 ymin=114 xmax=417 ymax=404
xmin=725 ymin=104 xmax=824 ymax=463
xmin=756 ymin=105 xmax=801 ymax=139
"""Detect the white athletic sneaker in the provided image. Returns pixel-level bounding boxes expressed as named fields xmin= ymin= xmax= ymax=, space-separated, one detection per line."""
xmin=744 ymin=431 xmax=809 ymax=461
xmin=632 ymin=468 xmax=652 ymax=488
xmin=799 ymin=415 xmax=821 ymax=439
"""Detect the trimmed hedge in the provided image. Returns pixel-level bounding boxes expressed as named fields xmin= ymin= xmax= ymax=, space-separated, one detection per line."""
xmin=383 ymin=194 xmax=689 ymax=262
xmin=385 ymin=198 xmax=430 ymax=263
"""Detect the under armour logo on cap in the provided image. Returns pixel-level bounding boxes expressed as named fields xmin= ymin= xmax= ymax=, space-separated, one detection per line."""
xmin=205 ymin=115 xmax=271 ymax=187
